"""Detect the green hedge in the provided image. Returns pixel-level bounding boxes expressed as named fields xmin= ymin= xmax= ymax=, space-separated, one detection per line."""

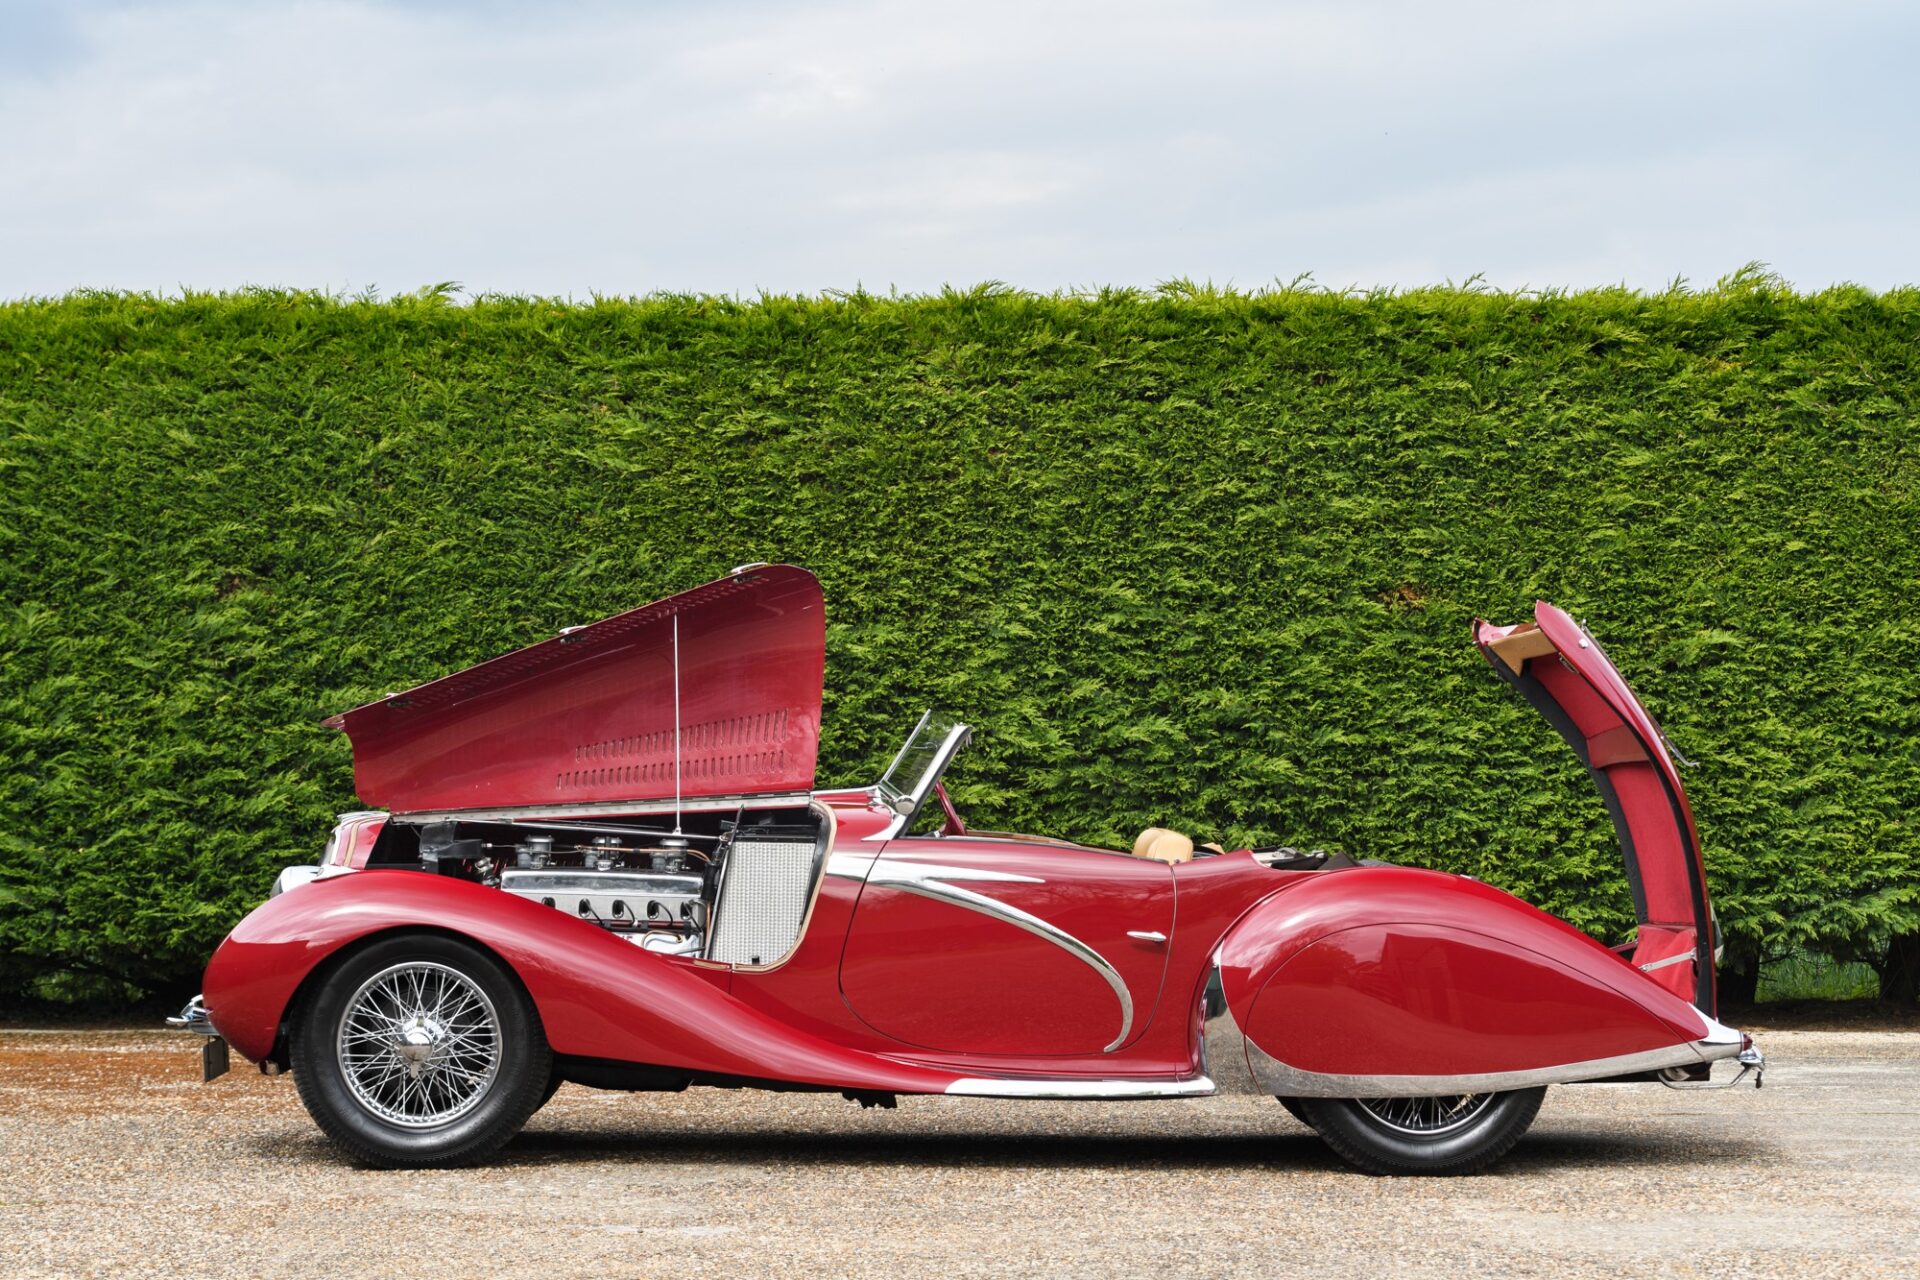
xmin=2 ymin=280 xmax=1917 ymax=1005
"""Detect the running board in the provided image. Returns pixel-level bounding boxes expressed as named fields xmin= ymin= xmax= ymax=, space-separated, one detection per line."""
xmin=944 ymin=1075 xmax=1216 ymax=1099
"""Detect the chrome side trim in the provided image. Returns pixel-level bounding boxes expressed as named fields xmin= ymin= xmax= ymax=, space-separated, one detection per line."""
xmin=1638 ymin=951 xmax=1694 ymax=974
xmin=271 ymin=864 xmax=322 ymax=897
xmin=856 ymin=857 xmax=1135 ymax=1053
xmin=1244 ymin=1030 xmax=1749 ymax=1098
xmin=1199 ymin=955 xmax=1263 ymax=1095
xmin=944 ymin=1075 xmax=1214 ymax=1099
xmin=825 ymin=851 xmax=877 ymax=880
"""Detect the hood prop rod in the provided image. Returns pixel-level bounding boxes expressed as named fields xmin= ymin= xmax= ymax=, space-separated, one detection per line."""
xmin=672 ymin=612 xmax=683 ymax=837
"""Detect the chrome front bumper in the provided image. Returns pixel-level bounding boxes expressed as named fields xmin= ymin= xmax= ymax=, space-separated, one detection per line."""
xmin=165 ymin=994 xmax=217 ymax=1036
xmin=166 ymin=995 xmax=229 ymax=1082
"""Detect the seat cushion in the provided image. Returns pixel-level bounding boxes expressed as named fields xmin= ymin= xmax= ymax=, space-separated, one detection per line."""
xmin=1132 ymin=827 xmax=1195 ymax=864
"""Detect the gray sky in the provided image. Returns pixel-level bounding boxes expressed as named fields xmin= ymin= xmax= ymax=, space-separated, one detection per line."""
xmin=1 ymin=0 xmax=1914 ymax=298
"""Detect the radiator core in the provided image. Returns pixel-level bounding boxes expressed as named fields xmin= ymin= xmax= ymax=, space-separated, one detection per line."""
xmin=705 ymin=837 xmax=819 ymax=966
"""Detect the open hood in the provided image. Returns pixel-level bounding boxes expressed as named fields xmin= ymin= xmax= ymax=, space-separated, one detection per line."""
xmin=326 ymin=565 xmax=825 ymax=813
xmin=1475 ymin=603 xmax=1716 ymax=1015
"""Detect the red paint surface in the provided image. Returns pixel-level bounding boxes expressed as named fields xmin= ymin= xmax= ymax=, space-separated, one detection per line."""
xmin=1224 ymin=867 xmax=1709 ymax=1075
xmin=1475 ymin=603 xmax=1714 ymax=1010
xmin=838 ymin=839 xmax=1174 ymax=1055
xmin=206 ymin=843 xmax=1714 ymax=1091
xmin=202 ymin=869 xmax=963 ymax=1094
xmin=326 ymin=566 xmax=824 ymax=812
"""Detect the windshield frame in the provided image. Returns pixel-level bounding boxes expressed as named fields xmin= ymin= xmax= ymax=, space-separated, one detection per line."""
xmin=875 ymin=710 xmax=972 ymax=839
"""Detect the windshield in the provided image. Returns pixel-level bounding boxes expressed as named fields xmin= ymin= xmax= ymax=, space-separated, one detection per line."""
xmin=877 ymin=710 xmax=969 ymax=812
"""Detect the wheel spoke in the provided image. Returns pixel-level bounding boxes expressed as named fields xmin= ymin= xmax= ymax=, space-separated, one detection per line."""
xmin=1356 ymin=1092 xmax=1496 ymax=1137
xmin=335 ymin=960 xmax=501 ymax=1129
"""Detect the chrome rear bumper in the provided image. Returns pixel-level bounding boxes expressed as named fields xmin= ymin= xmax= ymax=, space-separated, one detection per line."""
xmin=1661 ymin=1036 xmax=1765 ymax=1090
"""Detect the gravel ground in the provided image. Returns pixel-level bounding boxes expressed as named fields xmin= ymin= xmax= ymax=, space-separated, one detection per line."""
xmin=0 ymin=1029 xmax=1914 ymax=1279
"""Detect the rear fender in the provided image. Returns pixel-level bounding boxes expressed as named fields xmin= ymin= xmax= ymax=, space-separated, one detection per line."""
xmin=201 ymin=871 xmax=960 ymax=1094
xmin=1211 ymin=868 xmax=1740 ymax=1096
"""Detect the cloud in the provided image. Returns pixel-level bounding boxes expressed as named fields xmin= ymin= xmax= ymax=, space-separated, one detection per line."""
xmin=0 ymin=0 xmax=1914 ymax=296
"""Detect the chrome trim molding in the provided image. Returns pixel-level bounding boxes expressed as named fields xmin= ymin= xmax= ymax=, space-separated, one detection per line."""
xmin=1694 ymin=1013 xmax=1745 ymax=1047
xmin=850 ymin=856 xmax=1135 ymax=1053
xmin=825 ymin=851 xmax=877 ymax=881
xmin=1244 ymin=1030 xmax=1749 ymax=1098
xmin=1199 ymin=955 xmax=1263 ymax=1095
xmin=945 ymin=1075 xmax=1215 ymax=1099
xmin=1638 ymin=951 xmax=1694 ymax=974
xmin=1199 ymin=951 xmax=1754 ymax=1099
xmin=271 ymin=864 xmax=323 ymax=897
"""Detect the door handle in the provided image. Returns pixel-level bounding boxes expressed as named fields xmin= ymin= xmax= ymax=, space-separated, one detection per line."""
xmin=1126 ymin=930 xmax=1167 ymax=944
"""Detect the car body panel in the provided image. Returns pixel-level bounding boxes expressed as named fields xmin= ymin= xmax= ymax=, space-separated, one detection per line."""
xmin=203 ymin=869 xmax=966 ymax=1095
xmin=837 ymin=838 xmax=1175 ymax=1056
xmin=323 ymin=565 xmax=824 ymax=812
xmin=1475 ymin=603 xmax=1715 ymax=1012
xmin=1216 ymin=867 xmax=1711 ymax=1086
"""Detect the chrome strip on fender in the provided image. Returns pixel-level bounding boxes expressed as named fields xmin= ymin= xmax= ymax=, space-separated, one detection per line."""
xmin=839 ymin=855 xmax=1136 ymax=1054
xmin=1199 ymin=954 xmax=1264 ymax=1095
xmin=1200 ymin=954 xmax=1750 ymax=1098
xmin=1242 ymin=1027 xmax=1749 ymax=1098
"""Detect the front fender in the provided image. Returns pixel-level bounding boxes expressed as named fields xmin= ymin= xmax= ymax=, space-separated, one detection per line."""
xmin=1212 ymin=868 xmax=1736 ymax=1095
xmin=202 ymin=871 xmax=960 ymax=1094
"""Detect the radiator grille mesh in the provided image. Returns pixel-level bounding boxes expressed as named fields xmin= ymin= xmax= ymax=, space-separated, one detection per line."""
xmin=706 ymin=838 xmax=818 ymax=966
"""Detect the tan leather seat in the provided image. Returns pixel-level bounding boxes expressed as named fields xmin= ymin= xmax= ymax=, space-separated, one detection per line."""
xmin=1132 ymin=827 xmax=1196 ymax=865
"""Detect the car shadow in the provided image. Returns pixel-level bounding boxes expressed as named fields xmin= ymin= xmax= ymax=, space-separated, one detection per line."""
xmin=501 ymin=1125 xmax=1342 ymax=1171
xmin=255 ymin=1122 xmax=1771 ymax=1175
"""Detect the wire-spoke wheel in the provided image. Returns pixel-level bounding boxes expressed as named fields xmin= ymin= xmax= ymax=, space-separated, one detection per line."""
xmin=293 ymin=935 xmax=549 ymax=1168
xmin=1352 ymin=1093 xmax=1496 ymax=1137
xmin=336 ymin=961 xmax=501 ymax=1128
xmin=1296 ymin=1087 xmax=1546 ymax=1176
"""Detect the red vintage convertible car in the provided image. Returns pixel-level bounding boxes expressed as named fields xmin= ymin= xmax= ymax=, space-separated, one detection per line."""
xmin=174 ymin=564 xmax=1761 ymax=1175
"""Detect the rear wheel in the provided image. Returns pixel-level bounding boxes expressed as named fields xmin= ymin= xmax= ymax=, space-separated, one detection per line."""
xmin=292 ymin=934 xmax=550 ymax=1168
xmin=1296 ymin=1088 xmax=1545 ymax=1175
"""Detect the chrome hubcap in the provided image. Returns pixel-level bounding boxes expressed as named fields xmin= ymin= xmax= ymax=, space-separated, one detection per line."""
xmin=1355 ymin=1093 xmax=1496 ymax=1137
xmin=336 ymin=962 xmax=500 ymax=1128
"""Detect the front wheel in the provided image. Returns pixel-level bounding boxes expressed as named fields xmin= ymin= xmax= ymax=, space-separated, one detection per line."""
xmin=291 ymin=933 xmax=551 ymax=1168
xmin=1295 ymin=1088 xmax=1546 ymax=1176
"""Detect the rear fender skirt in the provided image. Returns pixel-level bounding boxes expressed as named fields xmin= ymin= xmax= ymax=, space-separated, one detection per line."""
xmin=201 ymin=870 xmax=963 ymax=1095
xmin=1212 ymin=868 xmax=1719 ymax=1091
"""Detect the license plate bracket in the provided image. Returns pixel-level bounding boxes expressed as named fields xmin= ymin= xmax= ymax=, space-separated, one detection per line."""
xmin=202 ymin=1036 xmax=230 ymax=1083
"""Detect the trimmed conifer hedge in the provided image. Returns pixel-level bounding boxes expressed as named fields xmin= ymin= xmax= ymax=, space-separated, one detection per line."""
xmin=2 ymin=278 xmax=1916 ymax=1005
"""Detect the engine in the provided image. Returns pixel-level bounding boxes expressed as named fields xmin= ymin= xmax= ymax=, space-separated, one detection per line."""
xmin=395 ymin=810 xmax=826 ymax=965
xmin=418 ymin=821 xmax=713 ymax=955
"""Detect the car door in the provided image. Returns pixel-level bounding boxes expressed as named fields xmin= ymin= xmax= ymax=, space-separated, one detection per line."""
xmin=837 ymin=837 xmax=1174 ymax=1056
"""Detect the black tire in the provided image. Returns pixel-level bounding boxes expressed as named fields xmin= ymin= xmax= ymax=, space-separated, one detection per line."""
xmin=1296 ymin=1088 xmax=1545 ymax=1176
xmin=1276 ymin=1097 xmax=1313 ymax=1127
xmin=291 ymin=933 xmax=551 ymax=1169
